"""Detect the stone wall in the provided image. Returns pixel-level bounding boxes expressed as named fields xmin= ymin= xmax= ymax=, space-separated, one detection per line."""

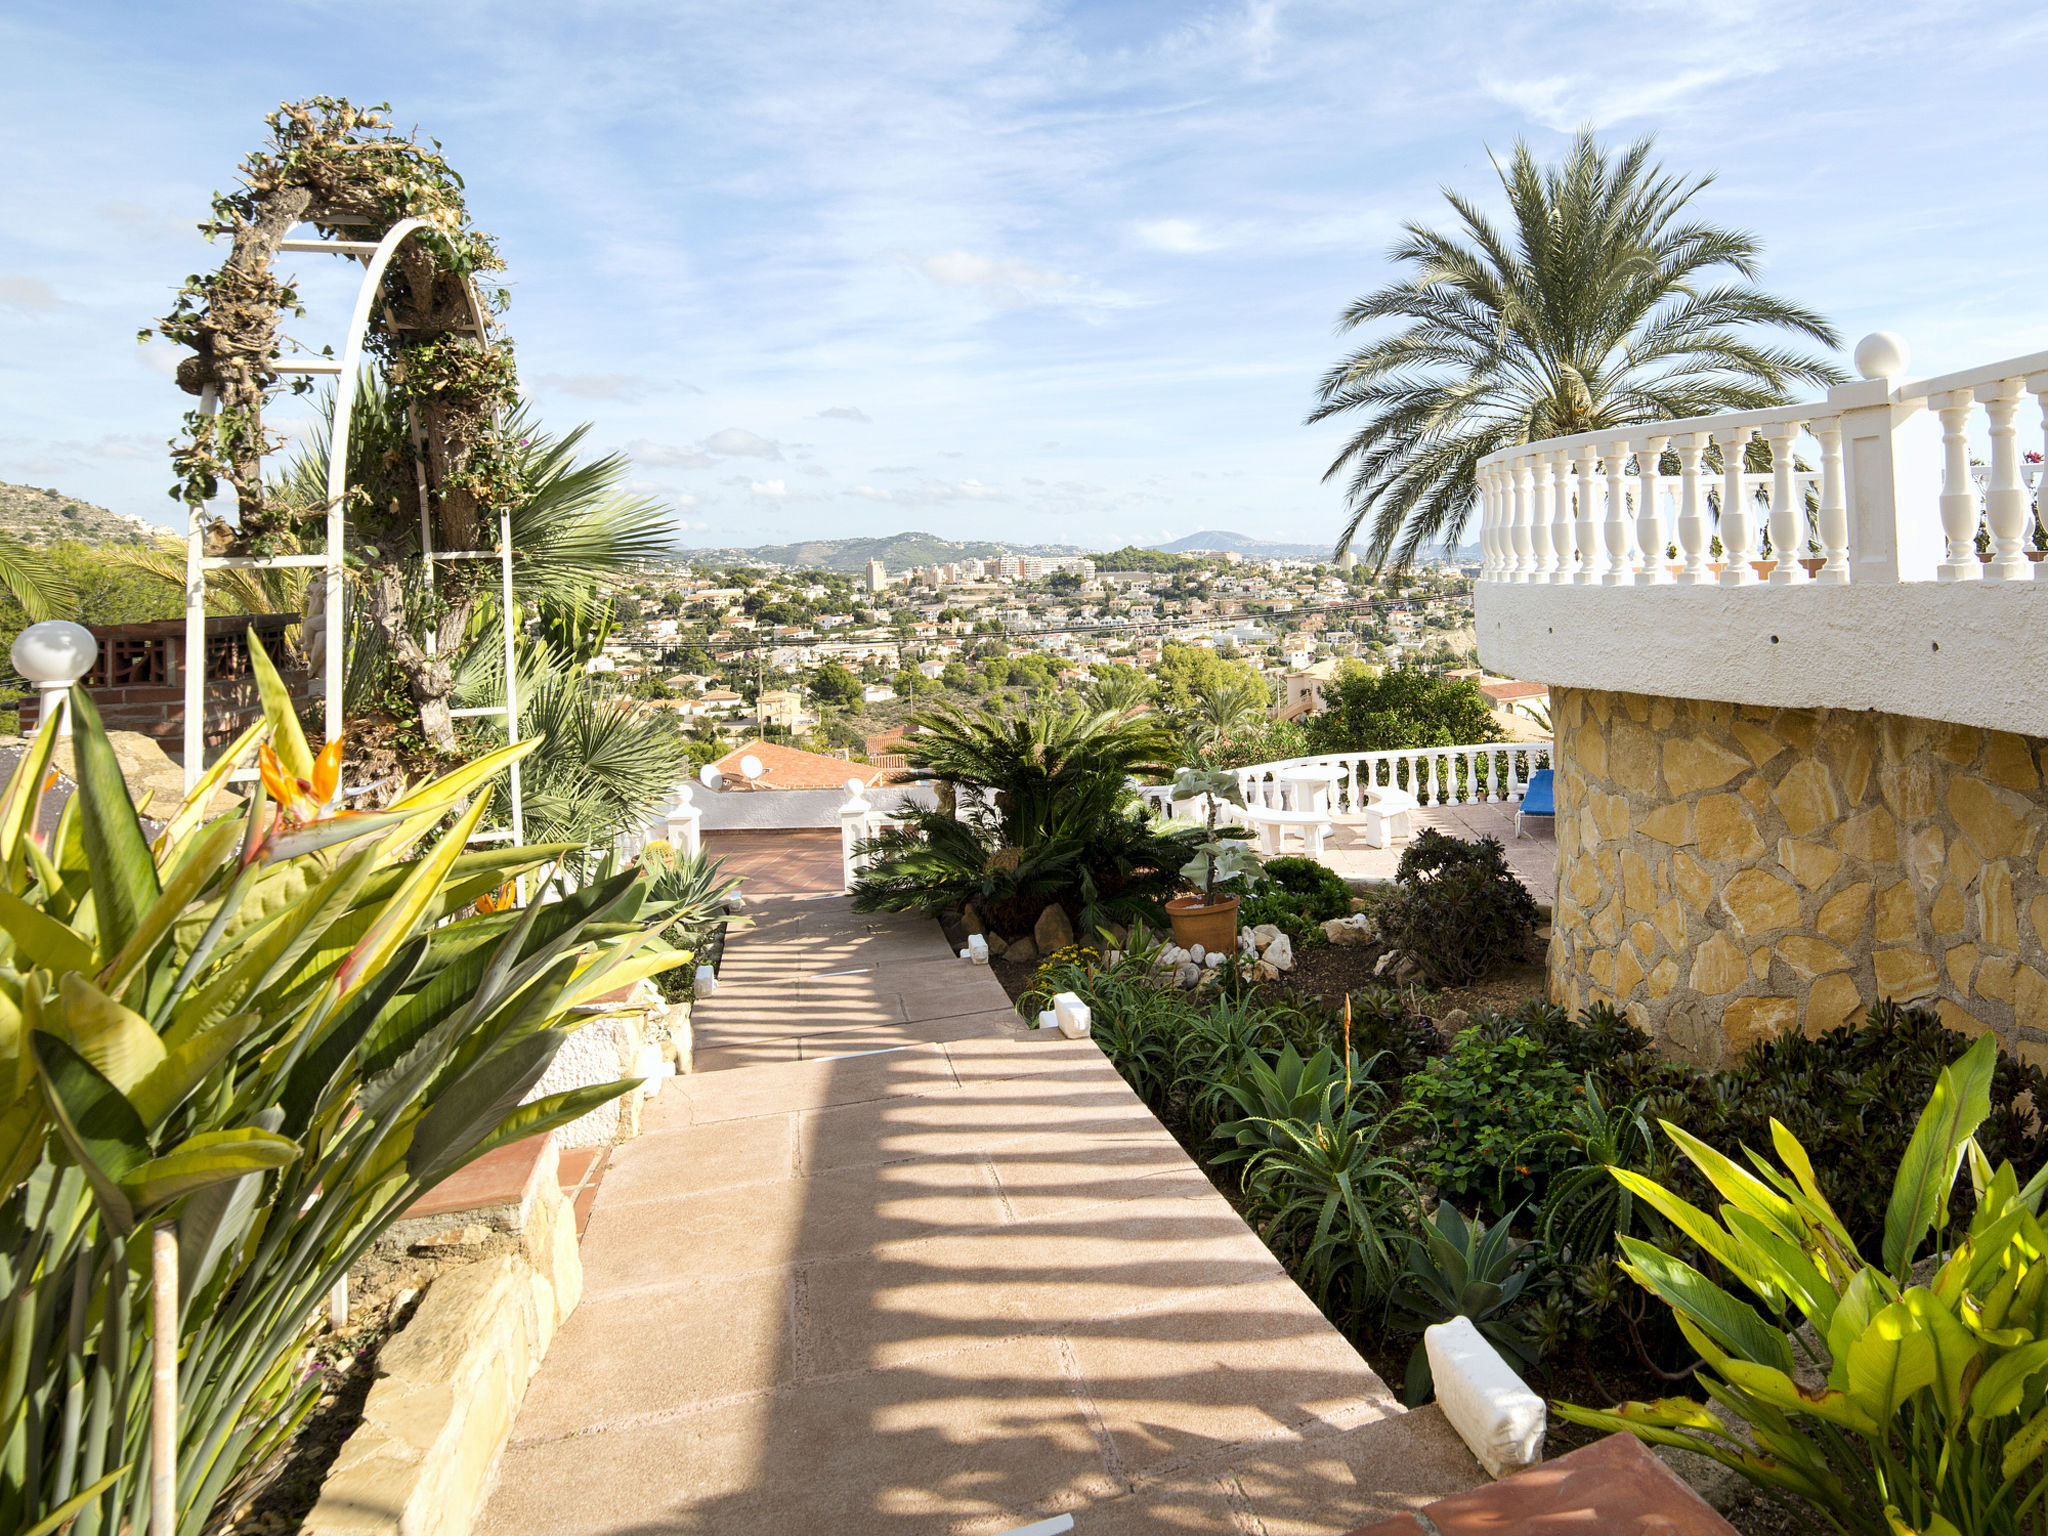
xmin=1549 ymin=687 xmax=2048 ymax=1068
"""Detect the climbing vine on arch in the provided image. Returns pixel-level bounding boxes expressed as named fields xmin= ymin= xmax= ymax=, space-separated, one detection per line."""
xmin=142 ymin=97 xmax=529 ymax=747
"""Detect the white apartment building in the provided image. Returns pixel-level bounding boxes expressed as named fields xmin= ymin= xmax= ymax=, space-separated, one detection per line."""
xmin=864 ymin=558 xmax=887 ymax=593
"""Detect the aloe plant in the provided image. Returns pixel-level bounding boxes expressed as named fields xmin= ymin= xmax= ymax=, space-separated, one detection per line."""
xmin=0 ymin=637 xmax=678 ymax=1536
xmin=1560 ymin=1032 xmax=2048 ymax=1536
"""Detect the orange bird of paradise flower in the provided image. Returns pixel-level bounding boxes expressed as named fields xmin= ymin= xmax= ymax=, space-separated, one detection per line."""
xmin=258 ymin=736 xmax=347 ymax=824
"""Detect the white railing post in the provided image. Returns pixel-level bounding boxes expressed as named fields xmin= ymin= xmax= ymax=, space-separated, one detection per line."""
xmin=2031 ymin=374 xmax=2048 ymax=567
xmin=1935 ymin=389 xmax=1983 ymax=582
xmin=1763 ymin=420 xmax=1805 ymax=583
xmin=1530 ymin=454 xmax=1556 ymax=582
xmin=1602 ymin=441 xmax=1631 ymax=585
xmin=1480 ymin=466 xmax=1500 ymax=579
xmin=1675 ymin=433 xmax=1712 ymax=585
xmin=1716 ymin=425 xmax=1757 ymax=585
xmin=1979 ymin=379 xmax=2032 ymax=581
xmin=1574 ymin=446 xmax=1602 ymax=584
xmin=664 ymin=782 xmax=703 ymax=859
xmin=839 ymin=777 xmax=873 ymax=891
xmin=1832 ymin=337 xmax=1938 ymax=584
xmin=1510 ymin=457 xmax=1534 ymax=582
xmin=1814 ymin=415 xmax=1850 ymax=582
xmin=1550 ymin=447 xmax=1575 ymax=582
xmin=1635 ymin=436 xmax=1670 ymax=585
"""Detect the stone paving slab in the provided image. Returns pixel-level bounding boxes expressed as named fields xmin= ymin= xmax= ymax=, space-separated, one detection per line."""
xmin=478 ymin=897 xmax=1484 ymax=1534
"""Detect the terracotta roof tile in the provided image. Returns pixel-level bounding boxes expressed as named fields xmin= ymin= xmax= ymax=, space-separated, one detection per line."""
xmin=711 ymin=739 xmax=884 ymax=791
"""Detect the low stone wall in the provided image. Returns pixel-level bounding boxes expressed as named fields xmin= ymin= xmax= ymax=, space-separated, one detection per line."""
xmin=304 ymin=1156 xmax=583 ymax=1536
xmin=1549 ymin=686 xmax=2048 ymax=1068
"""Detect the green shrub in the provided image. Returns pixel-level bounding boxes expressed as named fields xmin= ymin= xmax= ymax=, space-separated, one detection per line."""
xmin=1380 ymin=831 xmax=1538 ymax=986
xmin=1260 ymin=856 xmax=1352 ymax=920
xmin=1560 ymin=1034 xmax=2048 ymax=1536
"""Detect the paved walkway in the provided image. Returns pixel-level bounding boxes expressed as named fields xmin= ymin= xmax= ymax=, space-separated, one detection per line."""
xmin=479 ymin=896 xmax=1483 ymax=1535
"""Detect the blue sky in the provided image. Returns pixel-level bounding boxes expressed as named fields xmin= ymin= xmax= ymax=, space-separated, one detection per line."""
xmin=3 ymin=0 xmax=2044 ymax=556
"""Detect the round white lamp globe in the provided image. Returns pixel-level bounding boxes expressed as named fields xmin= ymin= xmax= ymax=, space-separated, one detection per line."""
xmin=1854 ymin=331 xmax=1910 ymax=381
xmin=11 ymin=621 xmax=97 ymax=739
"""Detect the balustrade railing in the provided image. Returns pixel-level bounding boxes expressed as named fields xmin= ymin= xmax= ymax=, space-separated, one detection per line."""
xmin=1133 ymin=741 xmax=1553 ymax=821
xmin=1475 ymin=336 xmax=2048 ymax=588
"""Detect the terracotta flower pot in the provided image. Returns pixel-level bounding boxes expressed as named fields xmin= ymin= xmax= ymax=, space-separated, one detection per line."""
xmin=1166 ymin=894 xmax=1239 ymax=955
xmin=1751 ymin=559 xmax=1776 ymax=578
xmin=1706 ymin=561 xmax=1726 ymax=578
xmin=1799 ymin=557 xmax=1827 ymax=576
xmin=2029 ymin=551 xmax=2047 ymax=564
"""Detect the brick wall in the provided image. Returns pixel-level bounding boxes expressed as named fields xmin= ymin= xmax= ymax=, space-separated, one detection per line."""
xmin=1550 ymin=686 xmax=2048 ymax=1069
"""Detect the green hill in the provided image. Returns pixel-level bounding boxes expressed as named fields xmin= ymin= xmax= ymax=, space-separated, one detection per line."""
xmin=0 ymin=481 xmax=165 ymax=548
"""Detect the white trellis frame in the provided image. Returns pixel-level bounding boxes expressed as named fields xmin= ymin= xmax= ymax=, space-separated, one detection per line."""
xmin=180 ymin=218 xmax=524 ymax=846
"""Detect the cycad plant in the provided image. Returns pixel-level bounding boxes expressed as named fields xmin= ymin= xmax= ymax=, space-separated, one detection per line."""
xmin=1310 ymin=129 xmax=1844 ymax=570
xmin=0 ymin=640 xmax=680 ymax=1536
xmin=1562 ymin=1033 xmax=2048 ymax=1535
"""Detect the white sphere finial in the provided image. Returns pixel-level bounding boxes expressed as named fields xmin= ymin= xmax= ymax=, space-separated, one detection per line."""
xmin=844 ymin=777 xmax=865 ymax=796
xmin=1854 ymin=332 xmax=1909 ymax=381
xmin=12 ymin=621 xmax=96 ymax=686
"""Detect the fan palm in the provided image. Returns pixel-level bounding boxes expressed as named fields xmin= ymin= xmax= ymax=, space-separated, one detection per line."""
xmin=271 ymin=373 xmax=675 ymax=746
xmin=1184 ymin=677 xmax=1270 ymax=757
xmin=1311 ymin=130 xmax=1845 ymax=572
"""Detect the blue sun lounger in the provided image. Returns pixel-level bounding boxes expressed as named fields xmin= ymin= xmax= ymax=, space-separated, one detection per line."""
xmin=1515 ymin=767 xmax=1554 ymax=839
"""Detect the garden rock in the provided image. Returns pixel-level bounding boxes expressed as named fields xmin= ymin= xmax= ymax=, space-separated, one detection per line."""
xmin=986 ymin=933 xmax=1009 ymax=958
xmin=1249 ymin=923 xmax=1283 ymax=950
xmin=1238 ymin=930 xmax=1257 ymax=955
xmin=1034 ymin=904 xmax=1075 ymax=955
xmin=1321 ymin=913 xmax=1376 ymax=945
xmin=1006 ymin=935 xmax=1038 ymax=966
xmin=1441 ymin=1008 xmax=1469 ymax=1033
xmin=1189 ymin=944 xmax=1206 ymax=964
xmin=1204 ymin=950 xmax=1226 ymax=968
xmin=1175 ymin=962 xmax=1202 ymax=989
xmin=1264 ymin=932 xmax=1293 ymax=971
xmin=1253 ymin=960 xmax=1279 ymax=983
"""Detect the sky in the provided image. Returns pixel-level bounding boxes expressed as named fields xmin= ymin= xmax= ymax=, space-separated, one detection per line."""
xmin=2 ymin=0 xmax=2046 ymax=558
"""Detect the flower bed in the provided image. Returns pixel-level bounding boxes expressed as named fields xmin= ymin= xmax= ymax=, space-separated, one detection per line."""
xmin=1014 ymin=942 xmax=2048 ymax=1533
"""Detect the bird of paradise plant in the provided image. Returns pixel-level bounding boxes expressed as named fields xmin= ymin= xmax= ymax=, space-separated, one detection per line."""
xmin=0 ymin=631 xmax=683 ymax=1536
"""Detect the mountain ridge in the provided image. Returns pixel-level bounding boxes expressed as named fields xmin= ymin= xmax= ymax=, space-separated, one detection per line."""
xmin=0 ymin=481 xmax=164 ymax=548
xmin=679 ymin=532 xmax=1090 ymax=571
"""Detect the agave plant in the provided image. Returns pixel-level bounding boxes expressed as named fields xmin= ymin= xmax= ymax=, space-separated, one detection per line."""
xmin=1391 ymin=1202 xmax=1545 ymax=1404
xmin=0 ymin=638 xmax=680 ymax=1536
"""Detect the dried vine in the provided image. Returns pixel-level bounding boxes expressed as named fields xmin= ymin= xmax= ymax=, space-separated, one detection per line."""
xmin=144 ymin=98 xmax=526 ymax=746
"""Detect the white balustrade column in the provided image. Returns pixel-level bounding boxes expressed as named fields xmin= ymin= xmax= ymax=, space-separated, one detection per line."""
xmin=1530 ymin=454 xmax=1556 ymax=581
xmin=2032 ymin=374 xmax=2048 ymax=570
xmin=1674 ymin=434 xmax=1712 ymax=585
xmin=1933 ymin=389 xmax=1982 ymax=581
xmin=1508 ymin=458 xmax=1533 ymax=582
xmin=1716 ymin=426 xmax=1757 ymax=585
xmin=1764 ymin=421 xmax=1805 ymax=584
xmin=1635 ymin=437 xmax=1669 ymax=585
xmin=1813 ymin=416 xmax=1850 ymax=583
xmin=1551 ymin=448 xmax=1577 ymax=583
xmin=1573 ymin=446 xmax=1602 ymax=584
xmin=664 ymin=783 xmax=703 ymax=858
xmin=1482 ymin=465 xmax=1503 ymax=579
xmin=1979 ymin=379 xmax=2031 ymax=581
xmin=1601 ymin=441 xmax=1631 ymax=585
xmin=839 ymin=778 xmax=874 ymax=890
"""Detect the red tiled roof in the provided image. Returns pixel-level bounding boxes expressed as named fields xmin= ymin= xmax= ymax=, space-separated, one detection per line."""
xmin=1480 ymin=680 xmax=1549 ymax=702
xmin=712 ymin=739 xmax=884 ymax=791
xmin=864 ymin=725 xmax=915 ymax=758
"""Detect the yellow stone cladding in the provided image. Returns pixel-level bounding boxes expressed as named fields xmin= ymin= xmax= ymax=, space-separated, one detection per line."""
xmin=1548 ymin=688 xmax=2048 ymax=1067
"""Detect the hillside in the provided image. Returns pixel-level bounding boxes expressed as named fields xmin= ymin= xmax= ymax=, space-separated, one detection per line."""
xmin=1150 ymin=530 xmax=1337 ymax=561
xmin=0 ymin=481 xmax=165 ymax=548
xmin=680 ymin=531 xmax=1089 ymax=572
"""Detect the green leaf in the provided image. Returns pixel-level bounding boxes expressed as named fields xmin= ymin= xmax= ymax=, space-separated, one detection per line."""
xmin=1900 ymin=1288 xmax=1983 ymax=1419
xmin=98 ymin=817 xmax=240 ymax=1002
xmin=1884 ymin=1033 xmax=1997 ymax=1280
xmin=0 ymin=887 xmax=94 ymax=977
xmin=1616 ymin=1233 xmax=1795 ymax=1373
xmin=1841 ymin=1299 xmax=1938 ymax=1424
xmin=404 ymin=1030 xmax=561 ymax=1186
xmin=118 ymin=1127 xmax=300 ymax=1217
xmin=247 ymin=625 xmax=314 ymax=782
xmin=425 ymin=1078 xmax=641 ymax=1183
xmin=66 ymin=685 xmax=163 ymax=962
xmin=29 ymin=1029 xmax=145 ymax=1232
xmin=53 ymin=971 xmax=164 ymax=1096
xmin=13 ymin=1466 xmax=131 ymax=1536
xmin=177 ymin=1108 xmax=281 ymax=1311
xmin=1970 ymin=1338 xmax=2048 ymax=1422
xmin=129 ymin=1011 xmax=260 ymax=1130
xmin=0 ymin=700 xmax=63 ymax=870
xmin=2001 ymin=1399 xmax=2048 ymax=1482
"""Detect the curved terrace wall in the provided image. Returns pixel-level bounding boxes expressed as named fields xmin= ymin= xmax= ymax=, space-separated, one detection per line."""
xmin=1549 ymin=685 xmax=2048 ymax=1068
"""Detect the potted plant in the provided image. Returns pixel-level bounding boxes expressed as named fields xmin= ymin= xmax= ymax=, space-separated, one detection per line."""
xmin=1166 ymin=766 xmax=1261 ymax=952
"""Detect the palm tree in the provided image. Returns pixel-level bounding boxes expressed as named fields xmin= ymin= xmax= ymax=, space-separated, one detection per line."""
xmin=270 ymin=373 xmax=673 ymax=747
xmin=1183 ymin=677 xmax=1270 ymax=758
xmin=1311 ymin=130 xmax=1845 ymax=572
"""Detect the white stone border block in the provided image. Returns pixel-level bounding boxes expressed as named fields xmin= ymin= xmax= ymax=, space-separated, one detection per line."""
xmin=1424 ymin=1315 xmax=1545 ymax=1478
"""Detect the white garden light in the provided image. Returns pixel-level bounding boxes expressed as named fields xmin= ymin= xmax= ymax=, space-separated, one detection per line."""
xmin=11 ymin=620 xmax=97 ymax=739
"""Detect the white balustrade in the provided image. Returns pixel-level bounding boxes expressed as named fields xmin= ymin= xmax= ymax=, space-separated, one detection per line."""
xmin=1225 ymin=742 xmax=1553 ymax=818
xmin=1471 ymin=335 xmax=2048 ymax=591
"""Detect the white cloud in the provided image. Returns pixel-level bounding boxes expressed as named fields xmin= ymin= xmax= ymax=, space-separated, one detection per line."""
xmin=703 ymin=427 xmax=783 ymax=458
xmin=897 ymin=250 xmax=1128 ymax=311
xmin=815 ymin=405 xmax=870 ymax=421
xmin=801 ymin=464 xmax=831 ymax=477
xmin=1136 ymin=218 xmax=1224 ymax=253
xmin=628 ymin=441 xmax=716 ymax=469
xmin=1480 ymin=64 xmax=1749 ymax=132
xmin=846 ymin=478 xmax=1010 ymax=506
xmin=537 ymin=372 xmax=699 ymax=401
xmin=750 ymin=478 xmax=790 ymax=497
xmin=0 ymin=274 xmax=61 ymax=314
